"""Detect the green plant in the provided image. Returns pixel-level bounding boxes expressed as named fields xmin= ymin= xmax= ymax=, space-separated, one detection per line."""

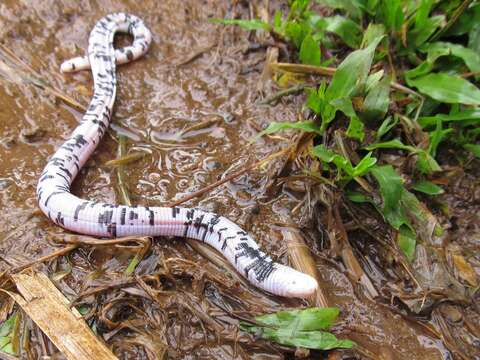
xmin=213 ymin=0 xmax=480 ymax=261
xmin=241 ymin=307 xmax=355 ymax=350
xmin=0 ymin=313 xmax=19 ymax=356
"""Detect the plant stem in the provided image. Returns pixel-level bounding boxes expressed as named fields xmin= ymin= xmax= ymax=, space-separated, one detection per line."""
xmin=430 ymin=0 xmax=474 ymax=41
xmin=258 ymin=84 xmax=307 ymax=105
xmin=116 ymin=135 xmax=132 ymax=206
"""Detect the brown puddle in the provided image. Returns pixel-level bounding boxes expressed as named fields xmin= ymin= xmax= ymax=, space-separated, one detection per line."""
xmin=0 ymin=1 xmax=478 ymax=359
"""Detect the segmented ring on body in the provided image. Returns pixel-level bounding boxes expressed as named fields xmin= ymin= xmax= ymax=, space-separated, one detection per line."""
xmin=36 ymin=13 xmax=318 ymax=298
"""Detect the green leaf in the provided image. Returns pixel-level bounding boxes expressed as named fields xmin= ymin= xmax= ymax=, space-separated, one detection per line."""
xmin=315 ymin=0 xmax=364 ymax=20
xmin=408 ymin=73 xmax=480 ymax=105
xmin=407 ymin=42 xmax=480 ymax=79
xmin=252 ymin=327 xmax=355 ymax=350
xmin=255 ymin=121 xmax=322 ymax=139
xmin=418 ymin=109 xmax=480 ymax=128
xmin=299 ymin=34 xmax=321 ymax=66
xmin=255 ymin=307 xmax=340 ymax=331
xmin=323 ymin=16 xmax=362 ymax=48
xmin=376 ymin=115 xmax=398 ymax=140
xmin=0 ymin=313 xmax=17 ymax=356
xmin=362 ymin=75 xmax=390 ymax=121
xmin=368 ymin=167 xmax=439 ymax=261
xmin=312 ymin=145 xmax=377 ymax=178
xmin=405 ymin=46 xmax=450 ymax=79
xmin=432 ymin=42 xmax=480 ymax=73
xmin=312 ymin=144 xmax=336 ymax=162
xmin=362 ymin=23 xmax=386 ymax=48
xmin=352 ymin=152 xmax=377 ymax=176
xmin=446 ymin=3 xmax=480 ymax=36
xmin=428 ymin=119 xmax=453 ymax=157
xmin=370 ymin=165 xmax=403 ymax=214
xmin=401 ymin=189 xmax=443 ymax=238
xmin=414 ymin=0 xmax=435 ymax=31
xmin=306 ymin=85 xmax=326 ymax=114
xmin=364 ymin=0 xmax=380 ymax=16
xmin=285 ymin=21 xmax=311 ymax=48
xmin=407 ymin=0 xmax=444 ymax=47
xmin=306 ymin=84 xmax=336 ymax=131
xmin=365 ymin=139 xmax=417 ymax=152
xmin=305 ymin=82 xmax=328 ymax=115
xmin=469 ymin=24 xmax=480 ymax=53
xmin=240 ymin=307 xmax=355 ymax=351
xmin=408 ymin=15 xmax=444 ymax=47
xmin=273 ymin=10 xmax=283 ymax=31
xmin=366 ymin=138 xmax=440 ymax=174
xmin=416 ymin=151 xmax=441 ymax=174
xmin=365 ymin=70 xmax=384 ymax=93
xmin=0 ymin=315 xmax=16 ymax=337
xmin=397 ymin=226 xmax=416 ymax=262
xmin=346 ymin=190 xmax=373 ymax=203
xmin=370 ymin=165 xmax=408 ymax=229
xmin=209 ymin=18 xmax=271 ymax=31
xmin=330 ymin=97 xmax=356 ymax=117
xmin=125 ymin=254 xmax=141 ymax=275
xmin=0 ymin=336 xmax=9 ymax=349
xmin=1 ymin=342 xmax=14 ymax=355
xmin=412 ymin=180 xmax=444 ymax=195
xmin=463 ymin=127 xmax=480 ymax=143
xmin=326 ymin=36 xmax=383 ymax=101
xmin=346 ymin=116 xmax=365 ymax=141
xmin=464 ymin=143 xmax=480 ymax=158
xmin=380 ymin=0 xmax=404 ymax=33
xmin=290 ymin=0 xmax=311 ymax=17
xmin=311 ymin=145 xmax=354 ymax=176
xmin=76 ymin=305 xmax=90 ymax=316
xmin=310 ymin=35 xmax=383 ymax=133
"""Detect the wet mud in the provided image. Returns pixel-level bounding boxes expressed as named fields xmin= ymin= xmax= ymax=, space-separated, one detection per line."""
xmin=0 ymin=1 xmax=478 ymax=359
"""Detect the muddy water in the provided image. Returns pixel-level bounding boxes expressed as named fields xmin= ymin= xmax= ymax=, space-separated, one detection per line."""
xmin=0 ymin=1 xmax=453 ymax=359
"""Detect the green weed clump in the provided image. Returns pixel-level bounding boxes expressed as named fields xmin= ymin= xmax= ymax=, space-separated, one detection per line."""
xmin=214 ymin=0 xmax=479 ymax=263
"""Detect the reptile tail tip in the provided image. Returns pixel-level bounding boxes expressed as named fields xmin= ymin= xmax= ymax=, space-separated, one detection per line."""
xmin=284 ymin=271 xmax=319 ymax=298
xmin=268 ymin=265 xmax=319 ymax=298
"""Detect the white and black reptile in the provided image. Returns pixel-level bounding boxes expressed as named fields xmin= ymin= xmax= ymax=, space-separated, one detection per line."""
xmin=36 ymin=13 xmax=318 ymax=298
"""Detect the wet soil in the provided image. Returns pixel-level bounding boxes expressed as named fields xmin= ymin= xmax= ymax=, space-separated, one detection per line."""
xmin=0 ymin=1 xmax=478 ymax=359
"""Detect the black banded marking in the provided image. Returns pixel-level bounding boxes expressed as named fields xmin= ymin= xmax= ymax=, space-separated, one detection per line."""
xmin=59 ymin=166 xmax=72 ymax=178
xmin=56 ymin=172 xmax=70 ymax=184
xmin=234 ymin=242 xmax=275 ymax=282
xmin=172 ymin=207 xmax=180 ymax=218
xmin=56 ymin=212 xmax=65 ymax=226
xmin=183 ymin=221 xmax=192 ymax=237
xmin=217 ymin=227 xmax=228 ymax=242
xmin=186 ymin=209 xmax=195 ymax=220
xmin=98 ymin=210 xmax=114 ymax=225
xmin=39 ymin=174 xmax=54 ymax=182
xmin=208 ymin=214 xmax=221 ymax=233
xmin=107 ymin=222 xmax=117 ymax=237
xmin=120 ymin=207 xmax=127 ymax=225
xmin=222 ymin=236 xmax=235 ymax=251
xmin=193 ymin=214 xmax=205 ymax=234
xmin=148 ymin=210 xmax=154 ymax=226
xmin=44 ymin=191 xmax=63 ymax=207
xmin=74 ymin=201 xmax=89 ymax=221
